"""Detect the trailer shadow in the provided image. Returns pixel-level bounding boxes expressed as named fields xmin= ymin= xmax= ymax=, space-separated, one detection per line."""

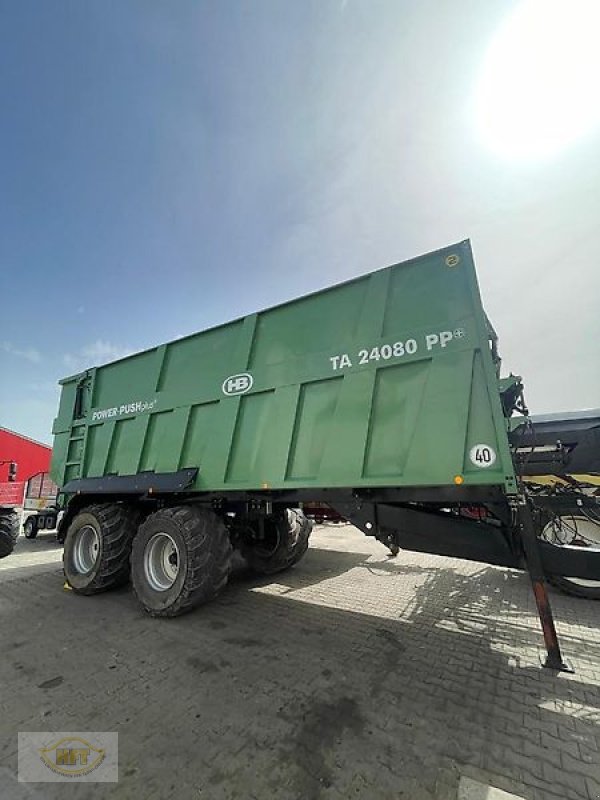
xmin=228 ymin=538 xmax=600 ymax=661
xmin=393 ymin=557 xmax=600 ymax=664
xmin=228 ymin=545 xmax=371 ymax=593
xmin=195 ymin=550 xmax=600 ymax=799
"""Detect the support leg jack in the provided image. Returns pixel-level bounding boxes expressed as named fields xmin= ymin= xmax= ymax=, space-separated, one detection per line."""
xmin=518 ymin=499 xmax=574 ymax=673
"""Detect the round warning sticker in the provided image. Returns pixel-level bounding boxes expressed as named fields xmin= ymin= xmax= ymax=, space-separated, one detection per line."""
xmin=469 ymin=444 xmax=497 ymax=468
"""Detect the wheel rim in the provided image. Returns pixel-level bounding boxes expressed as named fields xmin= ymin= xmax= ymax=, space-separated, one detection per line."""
xmin=543 ymin=515 xmax=600 ymax=588
xmin=144 ymin=532 xmax=180 ymax=591
xmin=253 ymin=518 xmax=282 ymax=558
xmin=72 ymin=524 xmax=100 ymax=574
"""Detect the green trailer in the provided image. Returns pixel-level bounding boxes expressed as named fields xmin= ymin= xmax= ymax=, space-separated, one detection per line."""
xmin=51 ymin=241 xmax=600 ymax=669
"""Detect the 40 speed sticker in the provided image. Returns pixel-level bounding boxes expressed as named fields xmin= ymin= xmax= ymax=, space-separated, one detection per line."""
xmin=469 ymin=444 xmax=497 ymax=468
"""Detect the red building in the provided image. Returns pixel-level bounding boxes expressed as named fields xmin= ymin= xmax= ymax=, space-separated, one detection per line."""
xmin=0 ymin=427 xmax=52 ymax=483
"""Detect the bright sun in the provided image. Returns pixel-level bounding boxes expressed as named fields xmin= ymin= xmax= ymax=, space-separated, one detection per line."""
xmin=475 ymin=0 xmax=600 ymax=160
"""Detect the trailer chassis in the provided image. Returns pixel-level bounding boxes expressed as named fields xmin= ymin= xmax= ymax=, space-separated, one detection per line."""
xmin=58 ymin=470 xmax=599 ymax=672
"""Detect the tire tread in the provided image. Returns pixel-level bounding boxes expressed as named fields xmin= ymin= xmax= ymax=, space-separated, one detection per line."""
xmin=0 ymin=509 xmax=18 ymax=559
xmin=242 ymin=508 xmax=312 ymax=575
xmin=131 ymin=505 xmax=232 ymax=617
xmin=63 ymin=503 xmax=140 ymax=594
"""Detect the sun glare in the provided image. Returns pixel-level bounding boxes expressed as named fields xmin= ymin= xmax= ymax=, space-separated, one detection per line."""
xmin=475 ymin=0 xmax=600 ymax=160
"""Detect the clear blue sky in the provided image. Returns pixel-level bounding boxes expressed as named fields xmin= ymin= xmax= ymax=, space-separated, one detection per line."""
xmin=1 ymin=0 xmax=599 ymax=444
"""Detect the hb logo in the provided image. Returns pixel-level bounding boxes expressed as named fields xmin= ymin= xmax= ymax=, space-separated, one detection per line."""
xmin=222 ymin=373 xmax=254 ymax=396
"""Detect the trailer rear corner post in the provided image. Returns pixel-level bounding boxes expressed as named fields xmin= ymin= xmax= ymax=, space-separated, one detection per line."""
xmin=517 ymin=497 xmax=574 ymax=673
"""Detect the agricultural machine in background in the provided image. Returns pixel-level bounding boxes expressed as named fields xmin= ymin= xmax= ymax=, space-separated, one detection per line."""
xmin=21 ymin=472 xmax=61 ymax=539
xmin=510 ymin=409 xmax=600 ymax=600
xmin=0 ymin=460 xmax=19 ymax=558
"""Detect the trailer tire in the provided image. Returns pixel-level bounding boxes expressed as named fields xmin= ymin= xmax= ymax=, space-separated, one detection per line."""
xmin=63 ymin=503 xmax=140 ymax=595
xmin=0 ymin=509 xmax=19 ymax=559
xmin=543 ymin=515 xmax=600 ymax=600
xmin=24 ymin=517 xmax=38 ymax=539
xmin=242 ymin=508 xmax=312 ymax=575
xmin=131 ymin=506 xmax=232 ymax=617
xmin=549 ymin=576 xmax=600 ymax=600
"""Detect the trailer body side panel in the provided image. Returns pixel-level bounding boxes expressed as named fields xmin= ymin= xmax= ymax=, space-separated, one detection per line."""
xmin=51 ymin=241 xmax=516 ymax=494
